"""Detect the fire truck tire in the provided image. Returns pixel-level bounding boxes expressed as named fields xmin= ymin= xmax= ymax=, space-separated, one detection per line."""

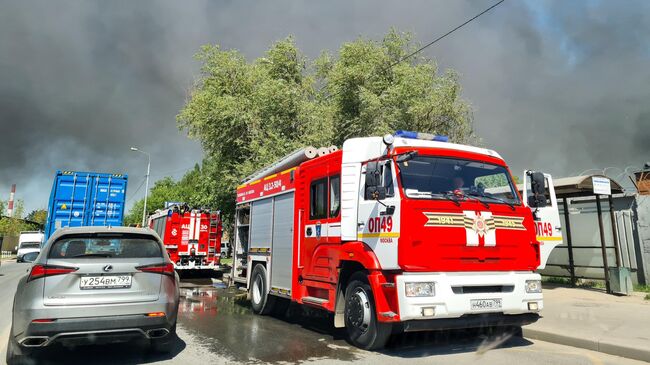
xmin=344 ymin=272 xmax=392 ymax=350
xmin=250 ymin=264 xmax=275 ymax=315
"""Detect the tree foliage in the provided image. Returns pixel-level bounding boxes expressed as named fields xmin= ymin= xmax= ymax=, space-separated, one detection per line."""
xmin=129 ymin=30 xmax=475 ymax=229
xmin=26 ymin=209 xmax=48 ymax=225
xmin=181 ymin=31 xmax=474 ymax=221
xmin=0 ymin=200 xmax=41 ymax=236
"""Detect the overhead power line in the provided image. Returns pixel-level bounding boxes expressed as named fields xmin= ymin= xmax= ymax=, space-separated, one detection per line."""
xmin=388 ymin=0 xmax=505 ymax=68
xmin=323 ymin=0 xmax=506 ymax=99
xmin=126 ymin=177 xmax=147 ymax=203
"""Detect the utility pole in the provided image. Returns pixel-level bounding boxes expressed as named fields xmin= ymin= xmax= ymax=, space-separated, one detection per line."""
xmin=130 ymin=147 xmax=151 ymax=227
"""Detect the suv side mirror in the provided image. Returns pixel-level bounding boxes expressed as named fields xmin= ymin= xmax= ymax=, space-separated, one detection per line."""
xmin=529 ymin=171 xmax=548 ymax=208
xmin=365 ymin=162 xmax=387 ymax=200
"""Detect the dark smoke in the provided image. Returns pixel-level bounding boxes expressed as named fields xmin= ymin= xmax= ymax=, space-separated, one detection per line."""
xmin=1 ymin=0 xmax=648 ymax=212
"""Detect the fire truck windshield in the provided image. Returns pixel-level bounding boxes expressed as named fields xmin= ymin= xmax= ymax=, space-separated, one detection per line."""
xmin=396 ymin=156 xmax=521 ymax=206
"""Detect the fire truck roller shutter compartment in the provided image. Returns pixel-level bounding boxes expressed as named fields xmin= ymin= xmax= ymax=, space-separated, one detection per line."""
xmin=270 ymin=193 xmax=295 ymax=294
xmin=250 ymin=198 xmax=273 ymax=252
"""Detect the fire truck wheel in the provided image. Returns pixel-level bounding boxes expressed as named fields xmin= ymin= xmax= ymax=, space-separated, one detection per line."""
xmin=250 ymin=264 xmax=275 ymax=315
xmin=344 ymin=272 xmax=392 ymax=350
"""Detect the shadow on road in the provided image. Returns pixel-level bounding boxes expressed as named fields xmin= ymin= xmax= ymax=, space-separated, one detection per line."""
xmin=381 ymin=327 xmax=533 ymax=358
xmin=29 ymin=335 xmax=187 ymax=365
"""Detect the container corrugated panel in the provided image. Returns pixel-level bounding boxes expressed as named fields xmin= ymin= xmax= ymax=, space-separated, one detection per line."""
xmin=44 ymin=170 xmax=128 ymax=241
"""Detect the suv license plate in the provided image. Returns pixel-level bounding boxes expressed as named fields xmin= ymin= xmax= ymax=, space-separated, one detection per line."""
xmin=470 ymin=299 xmax=502 ymax=311
xmin=80 ymin=275 xmax=132 ymax=290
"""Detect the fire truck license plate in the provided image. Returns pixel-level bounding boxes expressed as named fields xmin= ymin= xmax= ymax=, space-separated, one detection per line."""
xmin=80 ymin=275 xmax=132 ymax=290
xmin=470 ymin=299 xmax=502 ymax=311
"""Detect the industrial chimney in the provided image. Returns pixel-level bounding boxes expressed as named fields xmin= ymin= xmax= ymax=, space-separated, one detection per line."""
xmin=7 ymin=184 xmax=16 ymax=217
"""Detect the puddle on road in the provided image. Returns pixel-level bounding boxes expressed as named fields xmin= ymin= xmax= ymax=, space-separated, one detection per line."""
xmin=178 ymin=285 xmax=360 ymax=364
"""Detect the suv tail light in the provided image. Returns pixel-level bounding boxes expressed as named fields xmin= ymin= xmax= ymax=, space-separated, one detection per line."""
xmin=28 ymin=264 xmax=78 ymax=282
xmin=136 ymin=262 xmax=175 ymax=276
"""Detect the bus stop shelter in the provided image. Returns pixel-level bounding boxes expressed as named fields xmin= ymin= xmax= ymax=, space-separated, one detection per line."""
xmin=540 ymin=175 xmax=628 ymax=294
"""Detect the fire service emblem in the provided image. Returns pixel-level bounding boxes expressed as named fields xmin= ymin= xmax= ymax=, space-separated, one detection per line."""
xmin=471 ymin=215 xmax=490 ymax=237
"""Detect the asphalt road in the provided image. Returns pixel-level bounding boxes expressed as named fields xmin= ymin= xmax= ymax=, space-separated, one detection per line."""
xmin=0 ymin=260 xmax=645 ymax=365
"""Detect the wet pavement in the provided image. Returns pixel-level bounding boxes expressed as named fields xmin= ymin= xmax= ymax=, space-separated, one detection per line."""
xmin=177 ymin=280 xmax=361 ymax=363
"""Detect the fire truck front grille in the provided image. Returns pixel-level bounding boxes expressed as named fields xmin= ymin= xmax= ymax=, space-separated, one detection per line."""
xmin=451 ymin=285 xmax=515 ymax=294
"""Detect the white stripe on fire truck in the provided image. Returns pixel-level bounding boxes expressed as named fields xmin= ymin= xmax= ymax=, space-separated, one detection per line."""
xmin=188 ymin=212 xmax=195 ymax=240
xmin=194 ymin=213 xmax=201 ymax=240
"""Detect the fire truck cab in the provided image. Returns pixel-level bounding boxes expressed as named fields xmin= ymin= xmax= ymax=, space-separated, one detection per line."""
xmin=232 ymin=131 xmax=561 ymax=349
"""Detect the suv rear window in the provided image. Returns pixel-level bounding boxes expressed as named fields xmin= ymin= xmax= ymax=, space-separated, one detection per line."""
xmin=49 ymin=234 xmax=162 ymax=259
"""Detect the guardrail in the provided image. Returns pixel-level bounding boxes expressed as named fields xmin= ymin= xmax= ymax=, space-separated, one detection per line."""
xmin=1 ymin=251 xmax=15 ymax=258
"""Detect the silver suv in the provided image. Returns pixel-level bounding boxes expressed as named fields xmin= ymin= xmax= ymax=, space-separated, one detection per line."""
xmin=7 ymin=226 xmax=180 ymax=364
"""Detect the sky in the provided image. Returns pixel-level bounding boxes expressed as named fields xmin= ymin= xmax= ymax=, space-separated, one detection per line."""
xmin=1 ymin=0 xmax=649 ymax=214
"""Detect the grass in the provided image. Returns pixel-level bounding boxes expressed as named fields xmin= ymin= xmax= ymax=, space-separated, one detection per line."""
xmin=543 ymin=278 xmax=650 ymax=297
xmin=542 ymin=276 xmax=606 ymax=289
xmin=581 ymin=280 xmax=606 ymax=289
xmin=220 ymin=257 xmax=233 ymax=266
xmin=633 ymin=284 xmax=650 ymax=293
xmin=542 ymin=276 xmax=572 ymax=285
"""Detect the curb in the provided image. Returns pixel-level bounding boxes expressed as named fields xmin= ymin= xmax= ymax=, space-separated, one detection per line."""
xmin=523 ymin=327 xmax=650 ymax=363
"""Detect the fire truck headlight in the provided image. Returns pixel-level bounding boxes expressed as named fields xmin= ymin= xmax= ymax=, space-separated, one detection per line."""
xmin=525 ymin=280 xmax=542 ymax=293
xmin=405 ymin=282 xmax=435 ymax=297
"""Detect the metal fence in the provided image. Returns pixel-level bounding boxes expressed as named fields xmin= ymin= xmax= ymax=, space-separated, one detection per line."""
xmin=540 ymin=194 xmax=646 ymax=286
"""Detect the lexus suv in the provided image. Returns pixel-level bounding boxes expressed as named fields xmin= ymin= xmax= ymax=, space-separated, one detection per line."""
xmin=7 ymin=226 xmax=180 ymax=364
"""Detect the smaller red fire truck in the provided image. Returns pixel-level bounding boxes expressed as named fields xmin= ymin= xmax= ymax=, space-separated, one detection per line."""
xmin=149 ymin=205 xmax=222 ymax=271
xmin=232 ymin=131 xmax=562 ymax=350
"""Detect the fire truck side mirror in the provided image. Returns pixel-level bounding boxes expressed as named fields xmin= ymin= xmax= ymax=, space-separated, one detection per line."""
xmin=529 ymin=171 xmax=548 ymax=208
xmin=365 ymin=162 xmax=387 ymax=200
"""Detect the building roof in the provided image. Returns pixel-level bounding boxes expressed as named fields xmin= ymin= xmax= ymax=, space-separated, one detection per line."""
xmin=552 ymin=174 xmax=625 ymax=198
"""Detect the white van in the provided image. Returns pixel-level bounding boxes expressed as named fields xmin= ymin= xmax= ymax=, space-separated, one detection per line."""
xmin=16 ymin=231 xmax=44 ymax=263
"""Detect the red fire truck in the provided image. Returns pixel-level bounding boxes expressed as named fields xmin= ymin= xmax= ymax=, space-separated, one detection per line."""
xmin=149 ymin=205 xmax=222 ymax=271
xmin=232 ymin=131 xmax=562 ymax=349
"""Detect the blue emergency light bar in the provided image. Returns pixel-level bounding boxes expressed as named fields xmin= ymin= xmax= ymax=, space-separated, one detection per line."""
xmin=394 ymin=130 xmax=449 ymax=142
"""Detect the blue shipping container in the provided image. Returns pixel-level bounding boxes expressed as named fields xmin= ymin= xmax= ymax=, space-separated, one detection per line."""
xmin=44 ymin=170 xmax=128 ymax=241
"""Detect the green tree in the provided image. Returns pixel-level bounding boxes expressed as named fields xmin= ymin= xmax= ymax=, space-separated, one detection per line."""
xmin=315 ymin=30 xmax=474 ymax=145
xmin=177 ymin=30 xmax=475 ymax=227
xmin=26 ymin=209 xmax=48 ymax=225
xmin=0 ymin=217 xmax=37 ymax=236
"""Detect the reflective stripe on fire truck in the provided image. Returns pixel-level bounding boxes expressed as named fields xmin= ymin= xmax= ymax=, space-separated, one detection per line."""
xmin=536 ymin=236 xmax=562 ymax=241
xmin=358 ymin=232 xmax=400 ymax=238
